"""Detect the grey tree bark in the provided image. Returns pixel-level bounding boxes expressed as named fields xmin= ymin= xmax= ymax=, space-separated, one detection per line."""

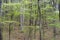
xmin=20 ymin=2 xmax=24 ymax=30
xmin=58 ymin=3 xmax=60 ymax=21
xmin=52 ymin=0 xmax=57 ymax=40
xmin=29 ymin=0 xmax=33 ymax=26
xmin=0 ymin=0 xmax=2 ymax=16
xmin=37 ymin=0 xmax=42 ymax=40
xmin=0 ymin=0 xmax=2 ymax=40
xmin=0 ymin=23 xmax=2 ymax=40
xmin=20 ymin=14 xmax=24 ymax=30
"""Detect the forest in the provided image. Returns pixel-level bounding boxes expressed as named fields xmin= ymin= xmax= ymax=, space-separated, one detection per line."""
xmin=0 ymin=0 xmax=60 ymax=40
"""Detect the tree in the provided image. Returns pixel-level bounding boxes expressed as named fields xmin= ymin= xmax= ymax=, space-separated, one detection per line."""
xmin=37 ymin=0 xmax=42 ymax=40
xmin=0 ymin=0 xmax=2 ymax=40
xmin=58 ymin=3 xmax=60 ymax=21
xmin=0 ymin=0 xmax=2 ymax=16
xmin=20 ymin=0 xmax=24 ymax=30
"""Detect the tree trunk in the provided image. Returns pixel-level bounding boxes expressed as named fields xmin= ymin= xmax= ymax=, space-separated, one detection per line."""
xmin=58 ymin=4 xmax=60 ymax=21
xmin=20 ymin=14 xmax=24 ymax=30
xmin=29 ymin=0 xmax=32 ymax=26
xmin=52 ymin=0 xmax=57 ymax=40
xmin=0 ymin=23 xmax=2 ymax=40
xmin=20 ymin=3 xmax=24 ymax=30
xmin=53 ymin=26 xmax=56 ymax=40
xmin=0 ymin=1 xmax=2 ymax=40
xmin=52 ymin=20 xmax=56 ymax=40
xmin=0 ymin=0 xmax=2 ymax=16
xmin=37 ymin=0 xmax=42 ymax=40
xmin=9 ymin=23 xmax=12 ymax=40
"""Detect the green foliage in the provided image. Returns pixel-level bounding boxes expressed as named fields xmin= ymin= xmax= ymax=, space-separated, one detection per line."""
xmin=2 ymin=3 xmax=21 ymax=18
xmin=0 ymin=0 xmax=60 ymax=40
xmin=1 ymin=0 xmax=59 ymax=28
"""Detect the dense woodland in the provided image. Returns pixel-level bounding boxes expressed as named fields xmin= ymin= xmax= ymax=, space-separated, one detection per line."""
xmin=0 ymin=0 xmax=60 ymax=40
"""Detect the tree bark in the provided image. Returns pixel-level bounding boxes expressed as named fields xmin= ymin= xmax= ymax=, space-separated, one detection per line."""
xmin=0 ymin=23 xmax=2 ymax=40
xmin=37 ymin=0 xmax=42 ymax=40
xmin=53 ymin=26 xmax=56 ymax=40
xmin=0 ymin=1 xmax=2 ymax=40
xmin=52 ymin=20 xmax=56 ymax=40
xmin=29 ymin=0 xmax=33 ymax=26
xmin=9 ymin=23 xmax=12 ymax=40
xmin=58 ymin=4 xmax=60 ymax=21
xmin=20 ymin=14 xmax=24 ymax=30
xmin=0 ymin=0 xmax=2 ymax=16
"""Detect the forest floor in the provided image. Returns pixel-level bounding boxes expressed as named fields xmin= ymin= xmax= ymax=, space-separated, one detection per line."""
xmin=2 ymin=26 xmax=60 ymax=40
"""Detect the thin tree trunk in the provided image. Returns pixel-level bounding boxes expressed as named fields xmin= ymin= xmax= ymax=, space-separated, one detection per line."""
xmin=0 ymin=23 xmax=2 ymax=40
xmin=20 ymin=14 xmax=24 ymax=30
xmin=29 ymin=0 xmax=33 ymax=26
xmin=37 ymin=0 xmax=42 ymax=40
xmin=34 ymin=2 xmax=37 ymax=39
xmin=28 ymin=0 xmax=33 ymax=40
xmin=42 ymin=14 xmax=47 ymax=40
xmin=52 ymin=19 xmax=56 ymax=40
xmin=53 ymin=26 xmax=56 ymax=40
xmin=0 ymin=0 xmax=2 ymax=16
xmin=58 ymin=4 xmax=60 ymax=21
xmin=9 ymin=23 xmax=12 ymax=40
xmin=0 ymin=0 xmax=2 ymax=40
xmin=20 ymin=3 xmax=24 ymax=30
xmin=52 ymin=0 xmax=56 ymax=8
xmin=52 ymin=0 xmax=57 ymax=40
xmin=34 ymin=18 xmax=37 ymax=39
